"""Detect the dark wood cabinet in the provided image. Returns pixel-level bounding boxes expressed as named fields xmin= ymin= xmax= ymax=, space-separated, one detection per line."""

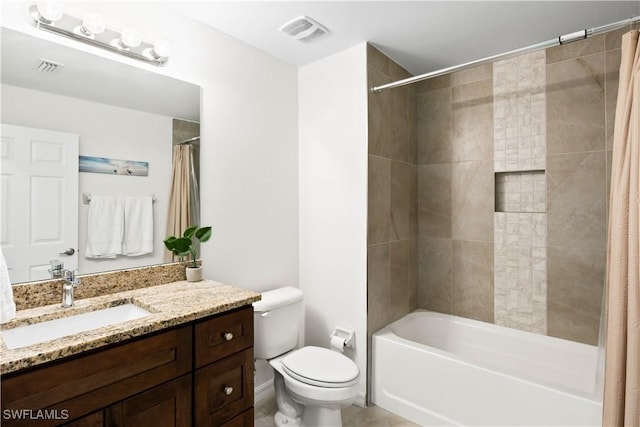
xmin=194 ymin=307 xmax=254 ymax=426
xmin=220 ymin=408 xmax=254 ymax=427
xmin=62 ymin=412 xmax=103 ymax=427
xmin=1 ymin=306 xmax=254 ymax=427
xmin=195 ymin=349 xmax=253 ymax=426
xmin=106 ymin=375 xmax=191 ymax=427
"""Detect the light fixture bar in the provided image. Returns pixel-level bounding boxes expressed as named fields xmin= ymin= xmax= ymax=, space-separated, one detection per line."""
xmin=27 ymin=4 xmax=169 ymax=67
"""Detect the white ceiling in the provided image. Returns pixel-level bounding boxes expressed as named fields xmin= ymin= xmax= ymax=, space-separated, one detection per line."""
xmin=169 ymin=1 xmax=640 ymax=75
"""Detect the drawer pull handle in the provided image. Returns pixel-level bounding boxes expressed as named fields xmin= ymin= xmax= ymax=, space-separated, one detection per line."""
xmin=224 ymin=386 xmax=234 ymax=395
xmin=224 ymin=332 xmax=234 ymax=341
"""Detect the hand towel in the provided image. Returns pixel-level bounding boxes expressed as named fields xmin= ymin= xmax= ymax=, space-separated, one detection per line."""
xmin=85 ymin=196 xmax=124 ymax=258
xmin=123 ymin=196 xmax=154 ymax=256
xmin=0 ymin=250 xmax=16 ymax=323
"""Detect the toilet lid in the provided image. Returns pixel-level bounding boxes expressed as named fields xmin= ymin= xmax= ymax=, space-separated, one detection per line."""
xmin=281 ymin=346 xmax=360 ymax=388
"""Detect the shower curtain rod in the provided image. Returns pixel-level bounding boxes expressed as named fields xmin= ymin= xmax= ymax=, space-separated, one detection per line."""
xmin=177 ymin=136 xmax=200 ymax=145
xmin=371 ymin=14 xmax=640 ymax=94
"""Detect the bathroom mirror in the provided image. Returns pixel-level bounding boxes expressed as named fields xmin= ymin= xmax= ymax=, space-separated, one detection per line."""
xmin=0 ymin=27 xmax=201 ymax=284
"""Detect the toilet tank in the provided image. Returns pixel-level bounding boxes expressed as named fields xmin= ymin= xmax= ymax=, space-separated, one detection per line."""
xmin=253 ymin=287 xmax=304 ymax=360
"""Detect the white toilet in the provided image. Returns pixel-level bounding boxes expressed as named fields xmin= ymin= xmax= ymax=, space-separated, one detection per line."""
xmin=253 ymin=287 xmax=360 ymax=427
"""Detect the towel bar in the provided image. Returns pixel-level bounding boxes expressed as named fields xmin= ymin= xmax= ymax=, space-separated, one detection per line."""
xmin=82 ymin=193 xmax=156 ymax=204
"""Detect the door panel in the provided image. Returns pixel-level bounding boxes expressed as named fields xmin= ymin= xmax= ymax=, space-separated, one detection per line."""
xmin=0 ymin=124 xmax=79 ymax=283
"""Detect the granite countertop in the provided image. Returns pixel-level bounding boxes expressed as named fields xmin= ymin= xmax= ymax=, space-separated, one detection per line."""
xmin=0 ymin=280 xmax=261 ymax=375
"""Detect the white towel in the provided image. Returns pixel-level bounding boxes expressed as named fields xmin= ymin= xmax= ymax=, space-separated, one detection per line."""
xmin=123 ymin=196 xmax=154 ymax=256
xmin=0 ymin=250 xmax=16 ymax=323
xmin=85 ymin=196 xmax=124 ymax=258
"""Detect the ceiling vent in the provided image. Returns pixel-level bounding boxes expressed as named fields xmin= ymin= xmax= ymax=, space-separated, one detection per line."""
xmin=279 ymin=16 xmax=329 ymax=43
xmin=35 ymin=58 xmax=63 ymax=72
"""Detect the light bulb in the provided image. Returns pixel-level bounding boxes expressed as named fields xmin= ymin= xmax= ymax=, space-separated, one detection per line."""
xmin=144 ymin=39 xmax=171 ymax=61
xmin=36 ymin=1 xmax=63 ymax=23
xmin=120 ymin=28 xmax=142 ymax=48
xmin=78 ymin=13 xmax=105 ymax=37
xmin=152 ymin=39 xmax=171 ymax=58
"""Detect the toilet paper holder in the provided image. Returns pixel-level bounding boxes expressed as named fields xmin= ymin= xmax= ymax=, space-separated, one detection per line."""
xmin=330 ymin=327 xmax=355 ymax=349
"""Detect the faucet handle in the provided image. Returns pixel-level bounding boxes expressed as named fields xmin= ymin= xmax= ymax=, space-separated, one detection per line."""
xmin=63 ymin=269 xmax=80 ymax=287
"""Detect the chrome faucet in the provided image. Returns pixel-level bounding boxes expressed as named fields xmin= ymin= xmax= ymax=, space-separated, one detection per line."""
xmin=61 ymin=270 xmax=80 ymax=308
xmin=49 ymin=260 xmax=64 ymax=279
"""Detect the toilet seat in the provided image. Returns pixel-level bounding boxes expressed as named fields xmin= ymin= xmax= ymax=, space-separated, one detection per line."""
xmin=281 ymin=346 xmax=360 ymax=388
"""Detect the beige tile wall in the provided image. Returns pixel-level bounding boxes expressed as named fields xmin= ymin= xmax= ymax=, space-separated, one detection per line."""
xmin=415 ymin=63 xmax=495 ymax=323
xmin=366 ymin=44 xmax=418 ymax=404
xmin=545 ymin=32 xmax=619 ymax=345
xmin=367 ymin=45 xmax=418 ymax=337
xmin=492 ymin=51 xmax=548 ymax=334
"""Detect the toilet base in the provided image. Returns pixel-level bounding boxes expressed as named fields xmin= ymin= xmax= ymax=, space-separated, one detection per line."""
xmin=274 ymin=406 xmax=343 ymax=427
xmin=275 ymin=410 xmax=301 ymax=427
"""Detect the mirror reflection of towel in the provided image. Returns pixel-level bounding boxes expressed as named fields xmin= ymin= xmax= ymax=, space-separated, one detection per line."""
xmin=123 ymin=196 xmax=154 ymax=256
xmin=85 ymin=196 xmax=124 ymax=258
xmin=0 ymin=250 xmax=16 ymax=323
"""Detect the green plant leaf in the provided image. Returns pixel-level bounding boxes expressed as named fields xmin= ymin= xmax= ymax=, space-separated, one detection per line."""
xmin=195 ymin=226 xmax=212 ymax=242
xmin=172 ymin=237 xmax=192 ymax=253
xmin=183 ymin=226 xmax=197 ymax=238
xmin=163 ymin=236 xmax=178 ymax=251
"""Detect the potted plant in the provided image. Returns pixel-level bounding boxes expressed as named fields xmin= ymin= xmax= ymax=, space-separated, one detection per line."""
xmin=164 ymin=225 xmax=212 ymax=282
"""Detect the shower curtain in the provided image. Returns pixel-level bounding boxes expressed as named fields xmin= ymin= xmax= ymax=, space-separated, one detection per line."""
xmin=165 ymin=143 xmax=200 ymax=261
xmin=603 ymin=29 xmax=639 ymax=427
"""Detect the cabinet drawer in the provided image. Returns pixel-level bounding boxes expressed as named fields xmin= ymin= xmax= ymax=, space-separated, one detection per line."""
xmin=195 ymin=306 xmax=253 ymax=368
xmin=1 ymin=326 xmax=192 ymax=427
xmin=194 ymin=348 xmax=254 ymax=426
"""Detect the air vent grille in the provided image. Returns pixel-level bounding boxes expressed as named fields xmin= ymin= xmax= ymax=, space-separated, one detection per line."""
xmin=279 ymin=16 xmax=329 ymax=43
xmin=35 ymin=58 xmax=63 ymax=72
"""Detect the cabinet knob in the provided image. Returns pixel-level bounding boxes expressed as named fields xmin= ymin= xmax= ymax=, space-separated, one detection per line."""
xmin=224 ymin=386 xmax=234 ymax=396
xmin=224 ymin=332 xmax=233 ymax=341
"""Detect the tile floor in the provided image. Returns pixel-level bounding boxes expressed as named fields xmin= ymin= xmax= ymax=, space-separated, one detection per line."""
xmin=255 ymin=394 xmax=418 ymax=427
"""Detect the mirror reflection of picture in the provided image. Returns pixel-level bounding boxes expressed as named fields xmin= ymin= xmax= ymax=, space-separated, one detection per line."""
xmin=79 ymin=156 xmax=149 ymax=176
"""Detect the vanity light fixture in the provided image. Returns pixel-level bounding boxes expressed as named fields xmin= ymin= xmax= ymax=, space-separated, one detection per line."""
xmin=27 ymin=2 xmax=170 ymax=66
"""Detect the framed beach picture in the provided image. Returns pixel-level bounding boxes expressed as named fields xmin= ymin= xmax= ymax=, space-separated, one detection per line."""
xmin=79 ymin=156 xmax=149 ymax=176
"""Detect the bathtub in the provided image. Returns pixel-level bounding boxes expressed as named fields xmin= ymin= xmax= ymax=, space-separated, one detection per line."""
xmin=372 ymin=310 xmax=602 ymax=426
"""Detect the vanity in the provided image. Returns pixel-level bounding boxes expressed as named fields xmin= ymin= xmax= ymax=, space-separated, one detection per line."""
xmin=0 ymin=275 xmax=260 ymax=427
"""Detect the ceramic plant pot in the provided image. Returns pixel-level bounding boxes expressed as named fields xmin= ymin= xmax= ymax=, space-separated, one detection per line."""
xmin=186 ymin=266 xmax=202 ymax=282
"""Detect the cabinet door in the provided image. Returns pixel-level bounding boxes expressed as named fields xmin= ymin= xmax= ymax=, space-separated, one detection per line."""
xmin=63 ymin=412 xmax=103 ymax=427
xmin=195 ymin=349 xmax=254 ymax=426
xmin=219 ymin=408 xmax=254 ymax=427
xmin=105 ymin=375 xmax=191 ymax=427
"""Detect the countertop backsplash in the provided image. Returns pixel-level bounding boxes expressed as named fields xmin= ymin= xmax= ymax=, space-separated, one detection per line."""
xmin=11 ymin=261 xmax=194 ymax=310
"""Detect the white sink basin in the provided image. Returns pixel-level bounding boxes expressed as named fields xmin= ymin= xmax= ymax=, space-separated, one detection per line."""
xmin=1 ymin=303 xmax=151 ymax=350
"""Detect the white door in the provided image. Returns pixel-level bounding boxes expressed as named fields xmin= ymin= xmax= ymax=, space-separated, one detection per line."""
xmin=0 ymin=124 xmax=79 ymax=283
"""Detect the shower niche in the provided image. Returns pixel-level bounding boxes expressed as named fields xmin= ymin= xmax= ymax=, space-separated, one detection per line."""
xmin=495 ymin=170 xmax=546 ymax=213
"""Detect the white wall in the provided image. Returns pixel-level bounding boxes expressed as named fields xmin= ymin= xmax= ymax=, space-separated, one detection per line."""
xmin=1 ymin=84 xmax=172 ymax=275
xmin=0 ymin=2 xmax=299 ymax=291
xmin=298 ymin=43 xmax=369 ymax=405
